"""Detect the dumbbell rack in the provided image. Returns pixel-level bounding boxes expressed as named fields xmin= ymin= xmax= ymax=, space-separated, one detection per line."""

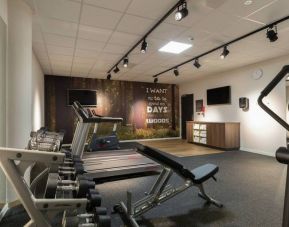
xmin=0 ymin=147 xmax=88 ymax=227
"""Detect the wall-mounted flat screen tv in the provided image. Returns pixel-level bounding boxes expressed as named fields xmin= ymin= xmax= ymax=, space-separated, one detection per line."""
xmin=67 ymin=89 xmax=97 ymax=106
xmin=207 ymin=86 xmax=231 ymax=105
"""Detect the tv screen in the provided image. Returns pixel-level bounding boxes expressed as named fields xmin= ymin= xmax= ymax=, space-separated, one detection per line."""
xmin=67 ymin=89 xmax=97 ymax=106
xmin=207 ymin=86 xmax=231 ymax=105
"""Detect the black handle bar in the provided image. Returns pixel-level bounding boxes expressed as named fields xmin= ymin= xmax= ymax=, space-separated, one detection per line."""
xmin=257 ymin=65 xmax=289 ymax=131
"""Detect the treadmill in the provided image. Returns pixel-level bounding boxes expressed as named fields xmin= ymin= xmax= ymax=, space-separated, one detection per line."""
xmin=70 ymin=101 xmax=161 ymax=180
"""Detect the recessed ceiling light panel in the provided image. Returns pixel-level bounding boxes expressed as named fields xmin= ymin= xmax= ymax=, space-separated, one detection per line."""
xmin=159 ymin=41 xmax=192 ymax=54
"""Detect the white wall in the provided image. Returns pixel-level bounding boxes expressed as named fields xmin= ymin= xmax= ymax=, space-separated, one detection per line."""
xmin=32 ymin=52 xmax=45 ymax=130
xmin=0 ymin=0 xmax=7 ymax=24
xmin=0 ymin=0 xmax=7 ymax=206
xmin=180 ymin=55 xmax=288 ymax=156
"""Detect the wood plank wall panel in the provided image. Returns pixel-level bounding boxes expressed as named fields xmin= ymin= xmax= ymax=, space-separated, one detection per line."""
xmin=45 ymin=75 xmax=179 ymax=143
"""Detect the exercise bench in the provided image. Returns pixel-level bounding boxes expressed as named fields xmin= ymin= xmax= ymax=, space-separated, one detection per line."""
xmin=114 ymin=144 xmax=223 ymax=227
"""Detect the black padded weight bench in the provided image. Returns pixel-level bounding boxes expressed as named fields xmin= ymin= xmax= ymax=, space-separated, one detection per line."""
xmin=114 ymin=145 xmax=223 ymax=227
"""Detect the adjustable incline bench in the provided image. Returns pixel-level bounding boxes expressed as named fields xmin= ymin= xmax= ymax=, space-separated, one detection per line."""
xmin=114 ymin=144 xmax=223 ymax=227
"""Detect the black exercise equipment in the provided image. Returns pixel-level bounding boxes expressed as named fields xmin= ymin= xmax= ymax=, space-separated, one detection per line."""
xmin=45 ymin=173 xmax=95 ymax=198
xmin=258 ymin=65 xmax=289 ymax=227
xmin=114 ymin=144 xmax=222 ymax=227
xmin=71 ymin=101 xmax=161 ymax=180
xmin=87 ymin=108 xmax=120 ymax=151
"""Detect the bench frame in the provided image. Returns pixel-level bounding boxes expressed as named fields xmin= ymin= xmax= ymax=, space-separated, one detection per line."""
xmin=115 ymin=148 xmax=223 ymax=227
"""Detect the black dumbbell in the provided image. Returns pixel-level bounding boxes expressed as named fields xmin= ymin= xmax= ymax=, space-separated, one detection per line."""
xmin=45 ymin=173 xmax=95 ymax=198
xmin=86 ymin=189 xmax=102 ymax=212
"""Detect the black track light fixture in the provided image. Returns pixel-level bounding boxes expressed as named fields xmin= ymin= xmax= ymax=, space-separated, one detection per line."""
xmin=193 ymin=58 xmax=201 ymax=68
xmin=123 ymin=56 xmax=129 ymax=68
xmin=220 ymin=46 xmax=230 ymax=59
xmin=175 ymin=1 xmax=188 ymax=21
xmin=154 ymin=77 xmax=158 ymax=83
xmin=173 ymin=68 xmax=179 ymax=76
xmin=113 ymin=65 xmax=120 ymax=73
xmin=266 ymin=25 xmax=278 ymax=42
xmin=107 ymin=73 xmax=111 ymax=80
xmin=141 ymin=38 xmax=148 ymax=53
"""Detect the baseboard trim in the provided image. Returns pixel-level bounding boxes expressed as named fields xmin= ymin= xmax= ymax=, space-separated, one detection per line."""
xmin=241 ymin=147 xmax=275 ymax=157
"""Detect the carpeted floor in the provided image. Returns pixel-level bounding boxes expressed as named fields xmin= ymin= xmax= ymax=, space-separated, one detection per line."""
xmin=0 ymin=150 xmax=285 ymax=227
xmin=97 ymin=150 xmax=285 ymax=227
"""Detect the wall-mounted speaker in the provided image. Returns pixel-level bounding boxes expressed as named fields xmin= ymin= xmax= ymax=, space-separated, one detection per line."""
xmin=239 ymin=97 xmax=249 ymax=111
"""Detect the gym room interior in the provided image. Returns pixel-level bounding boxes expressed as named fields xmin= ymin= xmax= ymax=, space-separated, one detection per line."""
xmin=0 ymin=0 xmax=289 ymax=226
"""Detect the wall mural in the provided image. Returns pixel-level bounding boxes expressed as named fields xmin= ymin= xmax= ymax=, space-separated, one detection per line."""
xmin=45 ymin=75 xmax=179 ymax=143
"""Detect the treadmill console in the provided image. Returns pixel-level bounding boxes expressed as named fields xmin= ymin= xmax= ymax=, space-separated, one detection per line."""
xmin=85 ymin=108 xmax=102 ymax=118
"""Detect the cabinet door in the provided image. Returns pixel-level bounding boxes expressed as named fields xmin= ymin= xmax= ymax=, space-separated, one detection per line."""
xmin=186 ymin=122 xmax=193 ymax=142
xmin=207 ymin=123 xmax=225 ymax=148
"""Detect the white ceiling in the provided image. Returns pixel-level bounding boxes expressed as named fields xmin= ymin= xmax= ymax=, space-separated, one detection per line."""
xmin=30 ymin=0 xmax=289 ymax=84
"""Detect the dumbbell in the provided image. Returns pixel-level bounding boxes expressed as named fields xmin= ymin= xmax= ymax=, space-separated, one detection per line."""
xmin=45 ymin=173 xmax=95 ymax=198
xmin=77 ymin=207 xmax=111 ymax=227
xmin=86 ymin=189 xmax=102 ymax=212
xmin=64 ymin=207 xmax=110 ymax=227
xmin=58 ymin=162 xmax=85 ymax=178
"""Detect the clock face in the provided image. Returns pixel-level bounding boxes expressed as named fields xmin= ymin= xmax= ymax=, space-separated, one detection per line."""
xmin=252 ymin=69 xmax=263 ymax=80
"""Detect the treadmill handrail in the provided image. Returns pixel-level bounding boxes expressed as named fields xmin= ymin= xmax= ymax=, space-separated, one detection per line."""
xmin=72 ymin=101 xmax=123 ymax=123
xmin=257 ymin=65 xmax=289 ymax=131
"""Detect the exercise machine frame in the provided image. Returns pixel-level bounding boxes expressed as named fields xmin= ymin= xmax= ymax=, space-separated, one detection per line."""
xmin=115 ymin=145 xmax=222 ymax=227
xmin=0 ymin=147 xmax=88 ymax=227
xmin=258 ymin=65 xmax=289 ymax=227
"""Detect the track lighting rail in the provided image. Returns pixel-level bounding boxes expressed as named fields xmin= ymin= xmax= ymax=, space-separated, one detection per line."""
xmin=152 ymin=14 xmax=289 ymax=79
xmin=106 ymin=0 xmax=185 ymax=74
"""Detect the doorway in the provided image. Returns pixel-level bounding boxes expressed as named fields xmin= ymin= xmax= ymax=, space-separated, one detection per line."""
xmin=181 ymin=94 xmax=194 ymax=139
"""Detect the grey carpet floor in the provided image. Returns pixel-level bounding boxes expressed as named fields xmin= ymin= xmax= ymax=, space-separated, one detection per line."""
xmin=0 ymin=150 xmax=285 ymax=227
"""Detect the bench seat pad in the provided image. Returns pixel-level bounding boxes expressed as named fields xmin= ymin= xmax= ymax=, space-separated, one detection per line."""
xmin=191 ymin=164 xmax=219 ymax=184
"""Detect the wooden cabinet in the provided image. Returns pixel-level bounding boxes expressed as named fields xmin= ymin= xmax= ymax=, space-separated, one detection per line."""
xmin=186 ymin=121 xmax=240 ymax=150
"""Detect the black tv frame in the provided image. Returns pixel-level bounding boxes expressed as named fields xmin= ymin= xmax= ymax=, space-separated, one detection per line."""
xmin=67 ymin=89 xmax=97 ymax=107
xmin=207 ymin=86 xmax=231 ymax=105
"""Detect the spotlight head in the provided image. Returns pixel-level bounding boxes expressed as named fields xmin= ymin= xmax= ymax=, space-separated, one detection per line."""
xmin=266 ymin=25 xmax=278 ymax=42
xmin=141 ymin=39 xmax=148 ymax=53
xmin=107 ymin=73 xmax=111 ymax=80
xmin=175 ymin=2 xmax=188 ymax=21
xmin=220 ymin=46 xmax=230 ymax=59
xmin=173 ymin=68 xmax=179 ymax=76
xmin=123 ymin=56 xmax=129 ymax=68
xmin=154 ymin=78 xmax=158 ymax=83
xmin=193 ymin=58 xmax=201 ymax=68
xmin=113 ymin=65 xmax=120 ymax=73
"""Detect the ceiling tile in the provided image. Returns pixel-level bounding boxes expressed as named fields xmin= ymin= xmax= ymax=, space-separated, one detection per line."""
xmin=35 ymin=0 xmax=81 ymax=22
xmin=150 ymin=23 xmax=188 ymax=40
xmin=80 ymin=5 xmax=123 ymax=29
xmin=73 ymin=57 xmax=96 ymax=65
xmin=108 ymin=31 xmax=141 ymax=46
xmin=78 ymin=25 xmax=113 ymax=42
xmin=102 ymin=43 xmax=130 ymax=54
xmin=48 ymin=54 xmax=73 ymax=63
xmin=126 ymin=0 xmax=176 ymax=19
xmin=116 ymin=14 xmax=154 ymax=35
xmin=84 ymin=0 xmax=131 ymax=12
xmin=76 ymin=38 xmax=106 ymax=51
xmin=247 ymin=0 xmax=289 ymax=24
xmin=218 ymin=0 xmax=276 ymax=18
xmin=75 ymin=48 xmax=99 ymax=58
xmin=40 ymin=17 xmax=78 ymax=37
xmin=44 ymin=33 xmax=75 ymax=47
xmin=47 ymin=45 xmax=74 ymax=55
